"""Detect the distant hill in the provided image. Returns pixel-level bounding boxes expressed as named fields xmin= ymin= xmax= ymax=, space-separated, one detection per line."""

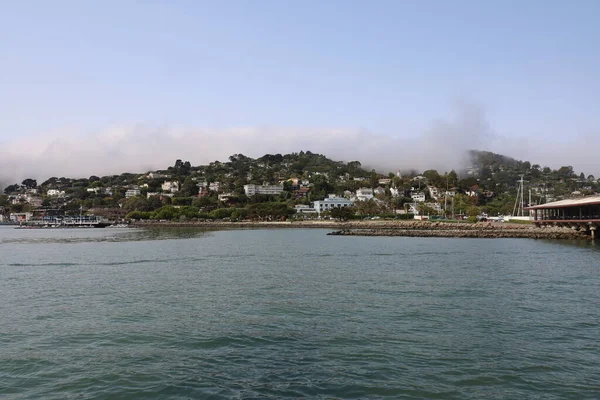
xmin=2 ymin=149 xmax=598 ymax=220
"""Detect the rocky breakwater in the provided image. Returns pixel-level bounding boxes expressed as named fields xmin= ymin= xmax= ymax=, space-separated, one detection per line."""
xmin=327 ymin=221 xmax=588 ymax=240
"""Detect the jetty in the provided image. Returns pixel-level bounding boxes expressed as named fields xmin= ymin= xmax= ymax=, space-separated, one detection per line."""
xmin=130 ymin=220 xmax=588 ymax=240
xmin=18 ymin=216 xmax=111 ymax=228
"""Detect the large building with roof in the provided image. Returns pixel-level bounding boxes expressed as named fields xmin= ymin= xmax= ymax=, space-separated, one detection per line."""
xmin=526 ymin=195 xmax=600 ymax=238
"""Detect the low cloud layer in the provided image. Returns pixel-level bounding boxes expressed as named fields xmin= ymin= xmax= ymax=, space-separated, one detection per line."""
xmin=1 ymin=103 xmax=598 ymax=188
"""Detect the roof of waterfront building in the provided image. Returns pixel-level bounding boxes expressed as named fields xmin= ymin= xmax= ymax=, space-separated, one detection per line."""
xmin=525 ymin=195 xmax=600 ymax=210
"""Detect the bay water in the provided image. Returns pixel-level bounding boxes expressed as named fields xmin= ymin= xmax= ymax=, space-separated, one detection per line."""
xmin=0 ymin=226 xmax=599 ymax=399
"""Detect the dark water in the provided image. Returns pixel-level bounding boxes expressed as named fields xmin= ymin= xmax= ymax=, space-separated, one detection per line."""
xmin=1 ymin=226 xmax=599 ymax=399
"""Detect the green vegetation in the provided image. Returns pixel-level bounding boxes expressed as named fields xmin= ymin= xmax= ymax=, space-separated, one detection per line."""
xmin=2 ymin=149 xmax=598 ymax=222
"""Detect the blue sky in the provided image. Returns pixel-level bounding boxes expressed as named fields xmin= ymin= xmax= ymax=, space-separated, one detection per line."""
xmin=1 ymin=1 xmax=599 ymax=179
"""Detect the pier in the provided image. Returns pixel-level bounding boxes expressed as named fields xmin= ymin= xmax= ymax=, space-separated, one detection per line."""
xmin=20 ymin=216 xmax=111 ymax=228
xmin=526 ymin=195 xmax=600 ymax=238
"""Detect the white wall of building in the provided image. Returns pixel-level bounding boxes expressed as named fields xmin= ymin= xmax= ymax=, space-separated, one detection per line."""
xmin=312 ymin=195 xmax=354 ymax=215
xmin=356 ymin=188 xmax=374 ymax=201
xmin=244 ymin=184 xmax=284 ymax=196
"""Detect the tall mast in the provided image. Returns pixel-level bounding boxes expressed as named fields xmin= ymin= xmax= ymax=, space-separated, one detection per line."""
xmin=520 ymin=176 xmax=524 ymax=216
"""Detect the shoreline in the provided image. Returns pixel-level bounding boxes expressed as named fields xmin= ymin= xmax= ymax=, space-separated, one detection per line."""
xmin=131 ymin=220 xmax=589 ymax=240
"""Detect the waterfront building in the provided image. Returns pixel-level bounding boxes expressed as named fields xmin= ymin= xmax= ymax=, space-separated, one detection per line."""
xmin=294 ymin=204 xmax=317 ymax=214
xmin=526 ymin=195 xmax=600 ymax=238
xmin=312 ymin=195 xmax=354 ymax=216
xmin=10 ymin=212 xmax=33 ymax=222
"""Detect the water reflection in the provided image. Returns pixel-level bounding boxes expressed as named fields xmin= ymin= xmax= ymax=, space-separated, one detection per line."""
xmin=0 ymin=227 xmax=214 ymax=245
xmin=539 ymin=238 xmax=600 ymax=252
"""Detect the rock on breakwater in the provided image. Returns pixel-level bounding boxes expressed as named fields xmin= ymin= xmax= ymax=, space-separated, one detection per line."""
xmin=131 ymin=219 xmax=588 ymax=239
xmin=327 ymin=226 xmax=587 ymax=240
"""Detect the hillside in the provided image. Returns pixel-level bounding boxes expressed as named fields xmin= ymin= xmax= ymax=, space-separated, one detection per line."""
xmin=1 ymin=150 xmax=598 ymax=222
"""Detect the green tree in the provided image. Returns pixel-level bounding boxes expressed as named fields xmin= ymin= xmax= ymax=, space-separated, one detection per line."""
xmin=4 ymin=184 xmax=20 ymax=194
xmin=447 ymin=170 xmax=458 ymax=187
xmin=210 ymin=208 xmax=235 ymax=219
xmin=21 ymin=178 xmax=37 ymax=189
xmin=230 ymin=208 xmax=248 ymax=221
xmin=179 ymin=177 xmax=200 ymax=197
xmin=423 ymin=170 xmax=441 ymax=186
xmin=467 ymin=205 xmax=481 ymax=217
xmin=330 ymin=206 xmax=355 ymax=221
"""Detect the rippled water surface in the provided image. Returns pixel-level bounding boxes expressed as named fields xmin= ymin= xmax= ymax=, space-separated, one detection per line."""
xmin=1 ymin=225 xmax=599 ymax=399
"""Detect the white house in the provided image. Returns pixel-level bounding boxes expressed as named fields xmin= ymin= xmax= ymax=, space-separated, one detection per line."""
xmin=411 ymin=192 xmax=426 ymax=203
xmin=378 ymin=178 xmax=392 ymax=185
xmin=356 ymin=188 xmax=374 ymax=201
xmin=390 ymin=187 xmax=402 ymax=198
xmin=425 ymin=202 xmax=442 ymax=213
xmin=312 ymin=195 xmax=354 ymax=216
xmin=243 ymin=184 xmax=284 ymax=196
xmin=47 ymin=189 xmax=66 ymax=197
xmin=294 ymin=204 xmax=317 ymax=214
xmin=406 ymin=203 xmax=420 ymax=214
xmin=125 ymin=189 xmax=141 ymax=198
xmin=374 ymin=186 xmax=385 ymax=196
xmin=87 ymin=187 xmax=101 ymax=194
xmin=10 ymin=212 xmax=33 ymax=222
xmin=161 ymin=181 xmax=179 ymax=193
xmin=218 ymin=193 xmax=234 ymax=202
xmin=209 ymin=182 xmax=221 ymax=192
xmin=428 ymin=186 xmax=440 ymax=200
